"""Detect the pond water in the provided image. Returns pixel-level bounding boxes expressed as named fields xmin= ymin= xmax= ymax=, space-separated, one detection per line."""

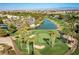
xmin=0 ymin=24 xmax=8 ymax=30
xmin=36 ymin=19 xmax=57 ymax=29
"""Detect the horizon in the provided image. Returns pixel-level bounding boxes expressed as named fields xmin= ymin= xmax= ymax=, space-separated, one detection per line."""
xmin=0 ymin=3 xmax=79 ymax=10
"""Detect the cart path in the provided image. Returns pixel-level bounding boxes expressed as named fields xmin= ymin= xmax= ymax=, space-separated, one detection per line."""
xmin=64 ymin=35 xmax=78 ymax=55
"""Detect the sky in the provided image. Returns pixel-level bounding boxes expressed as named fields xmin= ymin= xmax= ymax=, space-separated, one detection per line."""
xmin=0 ymin=3 xmax=79 ymax=10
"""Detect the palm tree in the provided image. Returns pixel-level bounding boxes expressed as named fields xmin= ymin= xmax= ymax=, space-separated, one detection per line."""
xmin=28 ymin=34 xmax=36 ymax=55
xmin=48 ymin=30 xmax=59 ymax=47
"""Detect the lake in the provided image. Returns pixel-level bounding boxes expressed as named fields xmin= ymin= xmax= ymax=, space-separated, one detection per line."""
xmin=36 ymin=19 xmax=57 ymax=29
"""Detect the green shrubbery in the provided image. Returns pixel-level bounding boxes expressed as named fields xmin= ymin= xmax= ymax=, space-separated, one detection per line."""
xmin=0 ymin=28 xmax=8 ymax=37
xmin=0 ymin=23 xmax=17 ymax=37
xmin=0 ymin=17 xmax=3 ymax=24
xmin=7 ymin=24 xmax=17 ymax=34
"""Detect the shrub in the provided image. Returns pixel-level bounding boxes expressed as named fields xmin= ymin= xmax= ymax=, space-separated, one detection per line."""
xmin=0 ymin=28 xmax=8 ymax=37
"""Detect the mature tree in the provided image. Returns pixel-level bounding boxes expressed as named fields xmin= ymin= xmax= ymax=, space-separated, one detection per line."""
xmin=0 ymin=17 xmax=3 ymax=24
xmin=0 ymin=28 xmax=8 ymax=37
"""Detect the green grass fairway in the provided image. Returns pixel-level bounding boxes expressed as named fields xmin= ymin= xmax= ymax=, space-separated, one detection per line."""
xmin=40 ymin=39 xmax=69 ymax=55
xmin=33 ymin=29 xmax=57 ymax=45
xmin=15 ymin=29 xmax=69 ymax=55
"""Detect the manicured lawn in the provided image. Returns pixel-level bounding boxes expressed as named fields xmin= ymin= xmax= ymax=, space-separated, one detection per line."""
xmin=33 ymin=30 xmax=53 ymax=45
xmin=15 ymin=39 xmax=28 ymax=54
xmin=40 ymin=39 xmax=69 ymax=55
xmin=15 ymin=29 xmax=69 ymax=55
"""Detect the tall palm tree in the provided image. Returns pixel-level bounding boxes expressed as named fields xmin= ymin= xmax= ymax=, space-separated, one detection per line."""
xmin=48 ymin=30 xmax=59 ymax=47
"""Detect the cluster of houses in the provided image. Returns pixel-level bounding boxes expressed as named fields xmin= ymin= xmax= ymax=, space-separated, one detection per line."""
xmin=0 ymin=14 xmax=25 ymax=27
xmin=27 ymin=16 xmax=36 ymax=28
xmin=0 ymin=9 xmax=79 ymax=30
xmin=0 ymin=13 xmax=37 ymax=29
xmin=17 ymin=9 xmax=79 ymax=14
xmin=0 ymin=14 xmax=24 ymax=29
